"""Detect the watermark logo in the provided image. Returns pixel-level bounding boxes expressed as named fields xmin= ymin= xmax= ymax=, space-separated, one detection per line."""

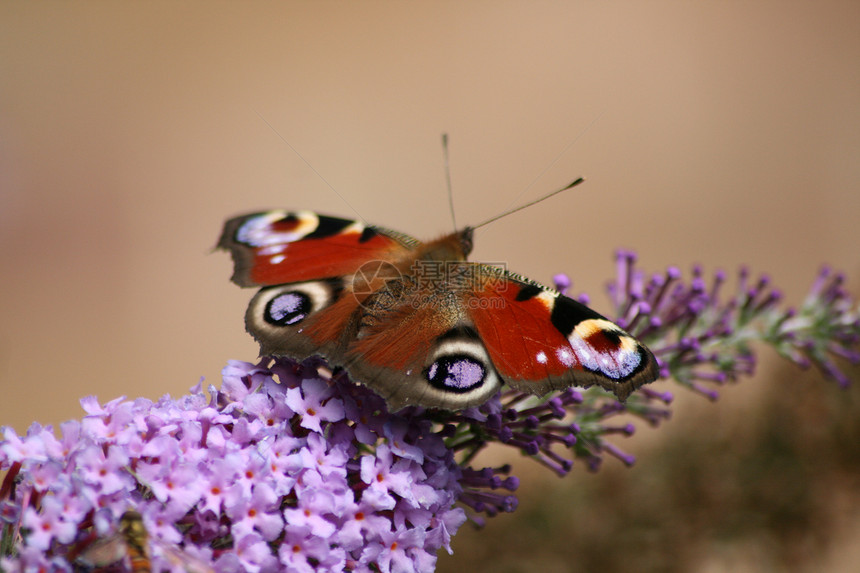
xmin=410 ymin=261 xmax=510 ymax=292
xmin=351 ymin=260 xmax=402 ymax=297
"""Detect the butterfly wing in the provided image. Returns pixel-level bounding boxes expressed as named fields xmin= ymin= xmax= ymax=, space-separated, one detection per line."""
xmin=243 ymin=277 xmax=360 ymax=360
xmin=218 ymin=210 xmax=420 ymax=286
xmin=464 ymin=264 xmax=659 ymax=401
xmin=220 ymin=210 xmax=421 ymax=365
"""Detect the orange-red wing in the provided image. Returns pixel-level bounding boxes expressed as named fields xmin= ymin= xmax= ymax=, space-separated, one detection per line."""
xmin=219 ymin=210 xmax=416 ymax=287
xmin=466 ymin=266 xmax=659 ymax=401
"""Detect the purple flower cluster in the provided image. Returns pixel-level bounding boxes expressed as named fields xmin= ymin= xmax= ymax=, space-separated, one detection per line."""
xmin=0 ymin=360 xmax=467 ymax=572
xmin=603 ymin=253 xmax=860 ymax=396
xmin=1 ymin=253 xmax=858 ymax=570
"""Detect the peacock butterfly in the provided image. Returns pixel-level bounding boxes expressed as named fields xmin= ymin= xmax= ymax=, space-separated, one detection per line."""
xmin=218 ymin=188 xmax=659 ymax=411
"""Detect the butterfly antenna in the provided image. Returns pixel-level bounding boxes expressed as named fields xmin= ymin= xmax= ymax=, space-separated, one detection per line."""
xmin=442 ymin=133 xmax=458 ymax=231
xmin=254 ymin=109 xmax=368 ymax=225
xmin=471 ymin=177 xmax=585 ymax=230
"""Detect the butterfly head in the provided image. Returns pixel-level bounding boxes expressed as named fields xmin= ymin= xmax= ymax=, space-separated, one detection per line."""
xmin=459 ymin=227 xmax=474 ymax=258
xmin=418 ymin=227 xmax=474 ymax=263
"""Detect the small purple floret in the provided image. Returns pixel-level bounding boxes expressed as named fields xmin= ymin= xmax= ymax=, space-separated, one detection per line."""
xmin=553 ymin=273 xmax=571 ymax=294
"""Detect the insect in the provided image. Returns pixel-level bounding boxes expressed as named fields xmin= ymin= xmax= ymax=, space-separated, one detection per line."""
xmin=77 ymin=510 xmax=152 ymax=573
xmin=76 ymin=510 xmax=213 ymax=573
xmin=218 ymin=179 xmax=659 ymax=411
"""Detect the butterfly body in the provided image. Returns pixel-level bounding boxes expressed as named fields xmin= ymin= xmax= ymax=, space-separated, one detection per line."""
xmin=219 ymin=210 xmax=658 ymax=410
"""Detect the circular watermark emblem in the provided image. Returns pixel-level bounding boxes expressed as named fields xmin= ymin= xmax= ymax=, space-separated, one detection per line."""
xmin=351 ymin=260 xmax=404 ymax=309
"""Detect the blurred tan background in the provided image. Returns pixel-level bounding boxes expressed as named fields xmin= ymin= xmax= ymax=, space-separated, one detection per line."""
xmin=1 ymin=2 xmax=858 ymax=572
